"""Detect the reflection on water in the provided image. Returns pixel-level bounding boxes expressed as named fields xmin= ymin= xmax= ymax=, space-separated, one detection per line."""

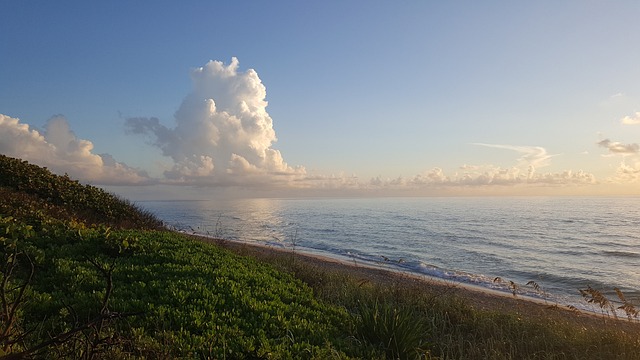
xmin=144 ymin=198 xmax=292 ymax=245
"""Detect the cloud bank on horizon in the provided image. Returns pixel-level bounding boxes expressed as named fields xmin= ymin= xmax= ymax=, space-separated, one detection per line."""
xmin=2 ymin=57 xmax=640 ymax=195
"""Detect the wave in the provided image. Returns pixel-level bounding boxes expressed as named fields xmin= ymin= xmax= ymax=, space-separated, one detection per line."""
xmin=146 ymin=196 xmax=640 ymax=318
xmin=602 ymin=250 xmax=640 ymax=258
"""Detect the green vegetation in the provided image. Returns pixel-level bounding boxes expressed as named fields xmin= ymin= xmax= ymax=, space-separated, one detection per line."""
xmin=0 ymin=155 xmax=162 ymax=230
xmin=239 ymin=248 xmax=640 ymax=359
xmin=1 ymin=153 xmax=639 ymax=359
xmin=0 ymin=155 xmax=371 ymax=359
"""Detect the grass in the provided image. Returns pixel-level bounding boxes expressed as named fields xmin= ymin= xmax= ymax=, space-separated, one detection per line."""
xmin=356 ymin=300 xmax=430 ymax=359
xmin=0 ymin=155 xmax=380 ymax=358
xmin=220 ymin=241 xmax=640 ymax=359
xmin=1 ymin=153 xmax=640 ymax=359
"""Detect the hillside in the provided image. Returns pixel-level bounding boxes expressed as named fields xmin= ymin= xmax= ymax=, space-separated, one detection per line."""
xmin=0 ymin=155 xmax=163 ymax=230
xmin=1 ymin=154 xmax=639 ymax=359
xmin=0 ymin=155 xmax=371 ymax=359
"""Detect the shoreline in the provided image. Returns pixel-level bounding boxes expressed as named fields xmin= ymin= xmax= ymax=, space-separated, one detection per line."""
xmin=186 ymin=233 xmax=640 ymax=328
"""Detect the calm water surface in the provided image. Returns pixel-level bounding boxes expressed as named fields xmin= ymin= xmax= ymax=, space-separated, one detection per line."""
xmin=140 ymin=196 xmax=640 ymax=314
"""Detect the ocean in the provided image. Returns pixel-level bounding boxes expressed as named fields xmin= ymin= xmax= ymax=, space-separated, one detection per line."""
xmin=139 ymin=196 xmax=640 ymax=315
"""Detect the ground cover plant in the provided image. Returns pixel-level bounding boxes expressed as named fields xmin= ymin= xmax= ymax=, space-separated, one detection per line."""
xmin=0 ymin=155 xmax=379 ymax=359
xmin=2 ymin=224 xmax=368 ymax=358
xmin=2 ymin=154 xmax=640 ymax=359
xmin=221 ymin=238 xmax=640 ymax=360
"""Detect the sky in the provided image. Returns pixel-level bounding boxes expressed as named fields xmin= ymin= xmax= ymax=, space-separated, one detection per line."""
xmin=2 ymin=1 xmax=640 ymax=199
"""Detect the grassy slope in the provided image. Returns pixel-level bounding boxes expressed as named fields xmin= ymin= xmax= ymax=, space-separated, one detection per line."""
xmin=0 ymin=155 xmax=372 ymax=359
xmin=1 ymin=154 xmax=639 ymax=359
xmin=0 ymin=155 xmax=163 ymax=230
xmin=225 ymin=240 xmax=640 ymax=360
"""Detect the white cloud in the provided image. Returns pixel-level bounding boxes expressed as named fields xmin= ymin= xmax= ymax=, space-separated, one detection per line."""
xmin=2 ymin=55 xmax=609 ymax=195
xmin=450 ymin=145 xmax=595 ymax=186
xmin=0 ymin=114 xmax=53 ymax=157
xmin=458 ymin=165 xmax=595 ymax=186
xmin=621 ymin=112 xmax=640 ymax=125
xmin=126 ymin=57 xmax=305 ymax=187
xmin=602 ymin=160 xmax=640 ymax=184
xmin=365 ymin=165 xmax=595 ymax=190
xmin=1 ymin=108 xmax=599 ymax=194
xmin=354 ymin=140 xmax=597 ymax=192
xmin=0 ymin=114 xmax=151 ymax=185
xmin=596 ymin=137 xmax=640 ymax=186
xmin=361 ymin=141 xmax=596 ymax=191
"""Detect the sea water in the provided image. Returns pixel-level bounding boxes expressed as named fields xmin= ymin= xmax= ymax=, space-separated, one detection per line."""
xmin=139 ymin=196 xmax=640 ymax=315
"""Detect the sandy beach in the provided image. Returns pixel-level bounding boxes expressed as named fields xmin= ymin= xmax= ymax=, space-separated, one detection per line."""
xmin=189 ymin=234 xmax=640 ymax=332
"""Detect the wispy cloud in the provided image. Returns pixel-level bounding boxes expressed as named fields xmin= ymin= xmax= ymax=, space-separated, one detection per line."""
xmin=472 ymin=143 xmax=556 ymax=169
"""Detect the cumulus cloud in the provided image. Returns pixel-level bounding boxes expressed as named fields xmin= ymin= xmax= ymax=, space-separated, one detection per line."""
xmin=370 ymin=143 xmax=581 ymax=189
xmin=609 ymin=161 xmax=640 ymax=183
xmin=455 ymin=144 xmax=595 ymax=186
xmin=462 ymin=166 xmax=595 ymax=186
xmin=621 ymin=112 xmax=640 ymax=125
xmin=126 ymin=57 xmax=305 ymax=187
xmin=364 ymin=142 xmax=595 ymax=191
xmin=597 ymin=139 xmax=639 ymax=155
xmin=597 ymin=137 xmax=640 ymax=184
xmin=0 ymin=114 xmax=151 ymax=185
xmin=366 ymin=165 xmax=595 ymax=190
xmin=2 ymin=56 xmax=605 ymax=195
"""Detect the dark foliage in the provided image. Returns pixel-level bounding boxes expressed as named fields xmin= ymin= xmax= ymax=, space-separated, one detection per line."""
xmin=0 ymin=154 xmax=163 ymax=230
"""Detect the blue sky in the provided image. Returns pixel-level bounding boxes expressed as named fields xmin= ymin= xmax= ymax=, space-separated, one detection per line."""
xmin=2 ymin=1 xmax=640 ymax=198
